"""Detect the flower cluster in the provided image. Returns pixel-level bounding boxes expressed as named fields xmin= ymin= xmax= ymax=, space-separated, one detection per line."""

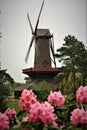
xmin=76 ymin=86 xmax=87 ymax=104
xmin=5 ymin=108 xmax=17 ymax=121
xmin=23 ymin=101 xmax=57 ymax=127
xmin=70 ymin=108 xmax=87 ymax=125
xmin=0 ymin=85 xmax=87 ymax=129
xmin=0 ymin=108 xmax=17 ymax=130
xmin=47 ymin=91 xmax=65 ymax=107
xmin=70 ymin=86 xmax=87 ymax=126
xmin=20 ymin=90 xmax=65 ymax=127
xmin=23 ymin=101 xmax=40 ymax=123
xmin=0 ymin=112 xmax=9 ymax=130
xmin=19 ymin=89 xmax=37 ymax=111
xmin=39 ymin=102 xmax=57 ymax=126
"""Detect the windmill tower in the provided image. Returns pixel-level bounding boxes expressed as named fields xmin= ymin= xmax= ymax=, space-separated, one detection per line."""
xmin=23 ymin=0 xmax=60 ymax=80
xmin=33 ymin=29 xmax=52 ymax=68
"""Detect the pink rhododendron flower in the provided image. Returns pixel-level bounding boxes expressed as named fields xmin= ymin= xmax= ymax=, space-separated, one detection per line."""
xmin=22 ymin=101 xmax=58 ymax=127
xmin=22 ymin=116 xmax=29 ymax=122
xmin=59 ymin=124 xmax=65 ymax=129
xmin=28 ymin=101 xmax=41 ymax=123
xmin=70 ymin=108 xmax=87 ymax=125
xmin=0 ymin=112 xmax=9 ymax=130
xmin=5 ymin=108 xmax=17 ymax=121
xmin=19 ymin=89 xmax=37 ymax=111
xmin=39 ymin=101 xmax=58 ymax=126
xmin=47 ymin=91 xmax=65 ymax=107
xmin=76 ymin=86 xmax=87 ymax=104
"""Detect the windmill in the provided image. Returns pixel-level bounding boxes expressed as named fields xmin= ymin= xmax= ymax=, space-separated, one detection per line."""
xmin=25 ymin=0 xmax=56 ymax=68
xmin=14 ymin=0 xmax=61 ymax=98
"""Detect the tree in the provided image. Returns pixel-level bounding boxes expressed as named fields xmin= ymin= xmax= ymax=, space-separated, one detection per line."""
xmin=24 ymin=76 xmax=32 ymax=83
xmin=0 ymin=69 xmax=14 ymax=112
xmin=55 ymin=35 xmax=87 ymax=88
xmin=0 ymin=69 xmax=14 ymax=85
xmin=75 ymin=45 xmax=87 ymax=85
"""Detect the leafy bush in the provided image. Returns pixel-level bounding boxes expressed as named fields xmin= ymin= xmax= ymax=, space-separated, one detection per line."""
xmin=35 ymin=81 xmax=56 ymax=102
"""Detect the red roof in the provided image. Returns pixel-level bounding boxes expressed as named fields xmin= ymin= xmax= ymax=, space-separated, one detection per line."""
xmin=23 ymin=67 xmax=61 ymax=74
xmin=23 ymin=68 xmax=61 ymax=79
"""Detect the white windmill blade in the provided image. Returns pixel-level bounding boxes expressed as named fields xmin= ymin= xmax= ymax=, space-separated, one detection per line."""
xmin=25 ymin=36 xmax=34 ymax=63
xmin=50 ymin=38 xmax=56 ymax=67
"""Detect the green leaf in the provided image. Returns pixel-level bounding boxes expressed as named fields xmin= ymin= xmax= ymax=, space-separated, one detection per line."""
xmin=47 ymin=126 xmax=61 ymax=130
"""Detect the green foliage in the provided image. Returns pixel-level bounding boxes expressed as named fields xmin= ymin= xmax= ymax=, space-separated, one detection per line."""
xmin=47 ymin=126 xmax=61 ymax=130
xmin=0 ymin=96 xmax=7 ymax=112
xmin=7 ymin=101 xmax=20 ymax=113
xmin=17 ymin=110 xmax=28 ymax=121
xmin=35 ymin=80 xmax=53 ymax=91
xmin=0 ymin=69 xmax=14 ymax=84
xmin=55 ymin=35 xmax=87 ymax=88
xmin=0 ymin=69 xmax=14 ymax=112
xmin=35 ymin=81 xmax=56 ymax=102
xmin=35 ymin=90 xmax=49 ymax=102
xmin=35 ymin=81 xmax=52 ymax=102
xmin=0 ymin=84 xmax=11 ymax=112
xmin=24 ymin=76 xmax=32 ymax=83
xmin=12 ymin=82 xmax=23 ymax=89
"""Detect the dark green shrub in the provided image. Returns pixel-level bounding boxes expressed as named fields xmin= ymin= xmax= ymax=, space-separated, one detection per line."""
xmin=35 ymin=81 xmax=56 ymax=102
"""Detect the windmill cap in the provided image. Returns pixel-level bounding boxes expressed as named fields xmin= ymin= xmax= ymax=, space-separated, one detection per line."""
xmin=36 ymin=28 xmax=52 ymax=37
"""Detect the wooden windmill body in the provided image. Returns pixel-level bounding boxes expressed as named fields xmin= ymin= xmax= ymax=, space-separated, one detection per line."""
xmin=34 ymin=29 xmax=52 ymax=68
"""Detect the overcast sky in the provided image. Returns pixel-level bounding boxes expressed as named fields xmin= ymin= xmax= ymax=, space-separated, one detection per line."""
xmin=0 ymin=0 xmax=86 ymax=83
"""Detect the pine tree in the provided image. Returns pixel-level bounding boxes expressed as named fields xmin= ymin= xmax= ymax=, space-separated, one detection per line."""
xmin=55 ymin=35 xmax=87 ymax=87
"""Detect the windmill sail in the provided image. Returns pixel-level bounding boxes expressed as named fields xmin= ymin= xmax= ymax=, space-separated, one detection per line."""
xmin=35 ymin=0 xmax=45 ymax=33
xmin=25 ymin=36 xmax=34 ymax=63
xmin=27 ymin=13 xmax=34 ymax=34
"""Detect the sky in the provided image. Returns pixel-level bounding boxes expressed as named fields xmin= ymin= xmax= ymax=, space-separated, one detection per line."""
xmin=0 ymin=0 xmax=87 ymax=83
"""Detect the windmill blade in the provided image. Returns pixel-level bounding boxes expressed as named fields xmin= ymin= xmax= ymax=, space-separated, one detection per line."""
xmin=27 ymin=12 xmax=34 ymax=34
xmin=25 ymin=36 xmax=34 ymax=63
xmin=50 ymin=38 xmax=56 ymax=67
xmin=51 ymin=46 xmax=56 ymax=67
xmin=49 ymin=37 xmax=54 ymax=57
xmin=35 ymin=0 xmax=45 ymax=33
xmin=50 ymin=42 xmax=54 ymax=57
